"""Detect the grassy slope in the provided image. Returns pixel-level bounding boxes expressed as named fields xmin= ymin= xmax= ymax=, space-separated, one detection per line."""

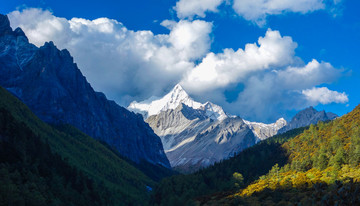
xmin=0 ymin=86 xmax=155 ymax=205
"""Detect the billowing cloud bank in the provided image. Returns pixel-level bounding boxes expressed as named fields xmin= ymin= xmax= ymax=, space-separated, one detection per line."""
xmin=8 ymin=8 xmax=348 ymax=122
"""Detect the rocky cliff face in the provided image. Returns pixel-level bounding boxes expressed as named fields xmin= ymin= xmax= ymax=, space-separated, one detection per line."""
xmin=146 ymin=103 xmax=209 ymax=152
xmin=0 ymin=14 xmax=170 ymax=168
xmin=146 ymin=103 xmax=256 ymax=172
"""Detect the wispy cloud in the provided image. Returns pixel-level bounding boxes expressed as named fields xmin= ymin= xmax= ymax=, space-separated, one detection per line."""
xmin=174 ymin=0 xmax=343 ymax=26
xmin=232 ymin=0 xmax=325 ymax=26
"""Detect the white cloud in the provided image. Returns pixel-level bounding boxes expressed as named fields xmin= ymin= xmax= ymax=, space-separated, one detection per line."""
xmin=181 ymin=29 xmax=297 ymax=92
xmin=276 ymin=59 xmax=343 ymax=89
xmin=302 ymin=87 xmax=348 ymax=104
xmin=167 ymin=20 xmax=212 ymax=60
xmin=233 ymin=0 xmax=325 ymax=26
xmin=7 ymin=8 xmax=347 ymax=122
xmin=7 ymin=9 xmax=72 ymax=46
xmin=174 ymin=0 xmax=225 ymax=19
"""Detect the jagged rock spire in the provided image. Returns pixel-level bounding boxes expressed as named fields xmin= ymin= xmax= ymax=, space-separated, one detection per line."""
xmin=0 ymin=14 xmax=12 ymax=36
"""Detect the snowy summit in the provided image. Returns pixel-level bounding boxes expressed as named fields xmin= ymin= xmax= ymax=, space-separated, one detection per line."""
xmin=128 ymin=84 xmax=228 ymax=121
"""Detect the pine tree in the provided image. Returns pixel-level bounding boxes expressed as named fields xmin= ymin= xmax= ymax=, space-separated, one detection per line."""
xmin=233 ymin=172 xmax=244 ymax=188
xmin=314 ymin=146 xmax=329 ymax=170
xmin=331 ymin=147 xmax=346 ymax=170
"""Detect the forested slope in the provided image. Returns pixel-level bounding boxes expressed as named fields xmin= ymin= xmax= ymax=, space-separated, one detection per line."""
xmin=151 ymin=127 xmax=306 ymax=205
xmin=199 ymin=105 xmax=360 ymax=205
xmin=0 ymin=86 xmax=156 ymax=205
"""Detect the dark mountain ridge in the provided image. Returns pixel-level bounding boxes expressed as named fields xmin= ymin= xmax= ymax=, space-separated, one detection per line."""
xmin=0 ymin=14 xmax=170 ymax=168
xmin=279 ymin=106 xmax=337 ymax=133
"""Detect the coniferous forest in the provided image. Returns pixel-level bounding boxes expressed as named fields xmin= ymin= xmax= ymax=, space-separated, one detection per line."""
xmin=0 ymin=107 xmax=109 ymax=205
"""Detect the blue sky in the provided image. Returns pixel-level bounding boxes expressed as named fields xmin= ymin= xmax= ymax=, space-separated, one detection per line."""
xmin=1 ymin=0 xmax=359 ymax=122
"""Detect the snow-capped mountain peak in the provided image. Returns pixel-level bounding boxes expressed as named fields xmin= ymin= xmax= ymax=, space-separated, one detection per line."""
xmin=275 ymin=118 xmax=287 ymax=126
xmin=128 ymin=84 xmax=227 ymax=121
xmin=243 ymin=118 xmax=287 ymax=140
xmin=201 ymin=101 xmax=228 ymax=121
xmin=162 ymin=84 xmax=202 ymax=111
